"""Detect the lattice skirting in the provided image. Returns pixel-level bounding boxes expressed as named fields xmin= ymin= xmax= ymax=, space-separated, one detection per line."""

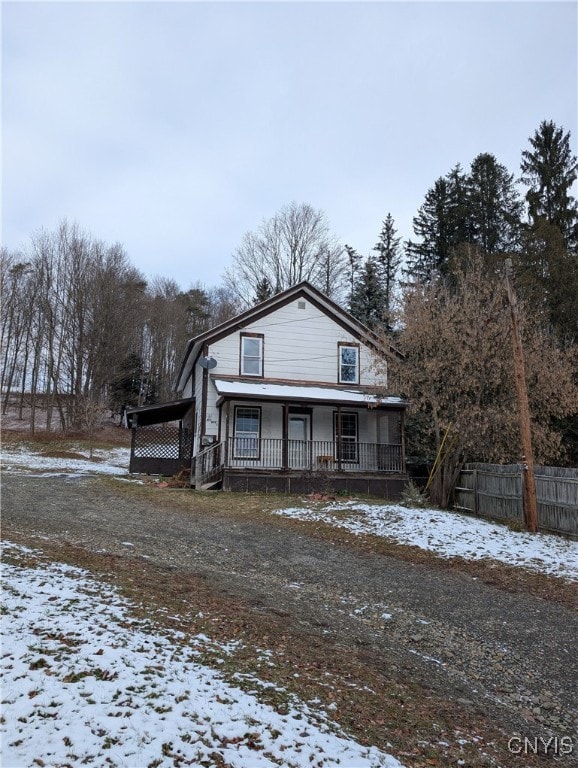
xmin=130 ymin=425 xmax=192 ymax=474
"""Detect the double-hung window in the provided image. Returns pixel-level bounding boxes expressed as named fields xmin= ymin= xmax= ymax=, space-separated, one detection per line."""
xmin=241 ymin=334 xmax=264 ymax=377
xmin=338 ymin=343 xmax=359 ymax=384
xmin=234 ymin=406 xmax=260 ymax=458
xmin=334 ymin=412 xmax=358 ymax=462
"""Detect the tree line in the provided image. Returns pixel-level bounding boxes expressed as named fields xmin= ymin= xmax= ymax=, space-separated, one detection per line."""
xmin=0 ymin=222 xmax=239 ymax=432
xmin=2 ymin=119 xmax=577 ymax=502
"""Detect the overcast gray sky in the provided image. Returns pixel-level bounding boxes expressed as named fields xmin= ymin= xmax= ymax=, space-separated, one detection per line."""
xmin=2 ymin=1 xmax=577 ymax=289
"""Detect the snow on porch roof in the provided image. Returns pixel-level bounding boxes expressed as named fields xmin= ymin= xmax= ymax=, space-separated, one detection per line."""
xmin=212 ymin=378 xmax=405 ymax=408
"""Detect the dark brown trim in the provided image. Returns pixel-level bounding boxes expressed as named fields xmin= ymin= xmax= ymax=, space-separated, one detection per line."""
xmin=125 ymin=398 xmax=195 ymax=428
xmin=401 ymin=409 xmax=406 ymax=471
xmin=224 ymin=400 xmax=231 ymax=466
xmin=215 ymin=390 xmax=405 ymax=410
xmin=239 ymin=332 xmax=265 ymax=377
xmin=200 ymin=344 xmax=209 ymax=450
xmin=333 ymin=410 xmax=359 ymax=464
xmin=282 ymin=403 xmax=289 ymax=470
xmin=174 ymin=281 xmax=403 ymax=391
xmin=222 ymin=469 xmax=407 ymax=499
xmin=213 ymin=374 xmax=390 ymax=392
xmin=233 ymin=404 xmax=262 ymax=460
xmin=337 ymin=342 xmax=360 ymax=385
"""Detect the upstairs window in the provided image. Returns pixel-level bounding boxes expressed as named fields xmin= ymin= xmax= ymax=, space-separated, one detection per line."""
xmin=338 ymin=343 xmax=359 ymax=384
xmin=240 ymin=334 xmax=264 ymax=377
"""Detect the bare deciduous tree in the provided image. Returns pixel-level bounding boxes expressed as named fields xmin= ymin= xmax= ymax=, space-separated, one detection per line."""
xmin=374 ymin=249 xmax=577 ymax=507
xmin=1 ymin=221 xmax=147 ymax=432
xmin=224 ymin=202 xmax=347 ymax=306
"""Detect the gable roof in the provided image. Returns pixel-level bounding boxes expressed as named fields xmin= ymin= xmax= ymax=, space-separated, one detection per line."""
xmin=173 ymin=281 xmax=400 ymax=392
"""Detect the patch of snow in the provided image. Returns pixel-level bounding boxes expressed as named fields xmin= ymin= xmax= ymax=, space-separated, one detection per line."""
xmin=1 ymin=542 xmax=403 ymax=768
xmin=0 ymin=445 xmax=130 ymax=476
xmin=273 ymin=501 xmax=578 ymax=581
xmin=409 ymin=650 xmax=444 ymax=666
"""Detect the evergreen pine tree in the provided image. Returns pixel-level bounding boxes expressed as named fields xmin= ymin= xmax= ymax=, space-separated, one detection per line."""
xmin=373 ymin=213 xmax=401 ymax=330
xmin=405 ymin=176 xmax=456 ymax=282
xmin=349 ymin=257 xmax=386 ymax=328
xmin=344 ymin=244 xmax=362 ymax=312
xmin=467 ymin=153 xmax=523 ymax=255
xmin=521 ymin=120 xmax=578 ymax=250
xmin=517 ymin=219 xmax=578 ymax=341
xmin=446 ymin=164 xmax=471 ymax=246
xmin=253 ymin=277 xmax=273 ymax=305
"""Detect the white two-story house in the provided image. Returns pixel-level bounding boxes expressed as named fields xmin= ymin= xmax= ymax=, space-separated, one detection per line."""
xmin=127 ymin=281 xmax=407 ymax=497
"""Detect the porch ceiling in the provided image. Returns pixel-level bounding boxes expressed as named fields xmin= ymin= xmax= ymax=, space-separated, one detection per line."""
xmin=125 ymin=397 xmax=195 ymax=427
xmin=212 ymin=378 xmax=405 ymax=408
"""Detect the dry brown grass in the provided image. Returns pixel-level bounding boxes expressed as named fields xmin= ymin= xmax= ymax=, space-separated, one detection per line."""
xmin=110 ymin=481 xmax=578 ymax=612
xmin=2 ymin=426 xmax=131 ymax=450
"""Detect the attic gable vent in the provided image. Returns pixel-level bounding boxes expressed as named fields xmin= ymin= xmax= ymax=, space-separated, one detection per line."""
xmin=298 ymin=300 xmax=306 ymax=309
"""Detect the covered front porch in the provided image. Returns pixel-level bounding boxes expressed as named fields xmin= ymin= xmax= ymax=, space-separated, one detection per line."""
xmin=193 ymin=437 xmax=405 ymax=496
xmin=193 ymin=378 xmax=407 ymax=497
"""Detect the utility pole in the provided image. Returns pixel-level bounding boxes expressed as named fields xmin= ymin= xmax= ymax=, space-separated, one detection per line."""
xmin=504 ymin=258 xmax=538 ymax=533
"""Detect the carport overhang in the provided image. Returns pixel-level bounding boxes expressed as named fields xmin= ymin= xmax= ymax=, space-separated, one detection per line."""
xmin=126 ymin=398 xmax=195 ymax=427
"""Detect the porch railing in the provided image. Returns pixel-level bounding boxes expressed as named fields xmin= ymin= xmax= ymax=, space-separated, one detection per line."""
xmin=192 ymin=441 xmax=223 ymax=486
xmin=225 ymin=438 xmax=403 ymax=473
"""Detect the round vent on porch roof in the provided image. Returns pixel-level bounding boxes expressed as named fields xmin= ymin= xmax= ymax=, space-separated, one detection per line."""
xmin=199 ymin=356 xmax=217 ymax=369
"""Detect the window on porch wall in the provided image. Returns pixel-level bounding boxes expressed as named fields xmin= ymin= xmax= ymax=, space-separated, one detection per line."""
xmin=334 ymin=412 xmax=358 ymax=462
xmin=234 ymin=406 xmax=260 ymax=458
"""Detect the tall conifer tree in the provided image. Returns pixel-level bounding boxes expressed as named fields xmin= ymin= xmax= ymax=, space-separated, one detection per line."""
xmin=521 ymin=120 xmax=578 ymax=250
xmin=373 ymin=213 xmax=401 ymax=329
xmin=345 ymin=244 xmax=362 ymax=313
xmin=349 ymin=257 xmax=386 ymax=328
xmin=467 ymin=153 xmax=523 ymax=255
xmin=405 ymin=177 xmax=456 ymax=282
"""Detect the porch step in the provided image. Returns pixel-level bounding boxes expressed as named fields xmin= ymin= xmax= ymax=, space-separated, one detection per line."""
xmin=199 ymin=479 xmax=222 ymax=491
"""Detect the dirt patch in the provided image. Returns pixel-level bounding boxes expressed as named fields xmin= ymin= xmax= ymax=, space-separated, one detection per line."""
xmin=118 ymin=483 xmax=578 ymax=612
xmin=3 ymin=475 xmax=577 ymax=767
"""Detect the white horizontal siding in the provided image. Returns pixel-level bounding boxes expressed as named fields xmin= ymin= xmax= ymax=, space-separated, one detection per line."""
xmin=219 ymin=402 xmax=393 ymax=444
xmin=205 ymin=298 xmax=385 ymax=386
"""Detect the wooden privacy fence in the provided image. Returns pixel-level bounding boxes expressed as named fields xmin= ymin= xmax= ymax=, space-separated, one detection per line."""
xmin=455 ymin=463 xmax=578 ymax=537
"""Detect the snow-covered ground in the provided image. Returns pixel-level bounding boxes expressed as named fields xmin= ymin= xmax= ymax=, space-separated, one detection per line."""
xmin=273 ymin=501 xmax=578 ymax=582
xmin=2 ymin=444 xmax=576 ymax=765
xmin=1 ymin=542 xmax=403 ymax=768
xmin=1 ymin=443 xmax=130 ymax=476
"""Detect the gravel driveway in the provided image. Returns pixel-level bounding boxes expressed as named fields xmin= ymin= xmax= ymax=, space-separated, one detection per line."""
xmin=2 ymin=473 xmax=577 ymax=766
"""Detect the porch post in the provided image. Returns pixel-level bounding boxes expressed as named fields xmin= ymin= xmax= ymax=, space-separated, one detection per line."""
xmin=337 ymin=405 xmax=342 ymax=472
xmin=224 ymin=399 xmax=230 ymax=468
xmin=400 ymin=409 xmax=406 ymax=473
xmin=130 ymin=413 xmax=138 ymax=473
xmin=282 ymin=403 xmax=289 ymax=470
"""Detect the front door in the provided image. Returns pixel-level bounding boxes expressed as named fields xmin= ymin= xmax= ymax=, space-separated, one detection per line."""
xmin=288 ymin=415 xmax=310 ymax=469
